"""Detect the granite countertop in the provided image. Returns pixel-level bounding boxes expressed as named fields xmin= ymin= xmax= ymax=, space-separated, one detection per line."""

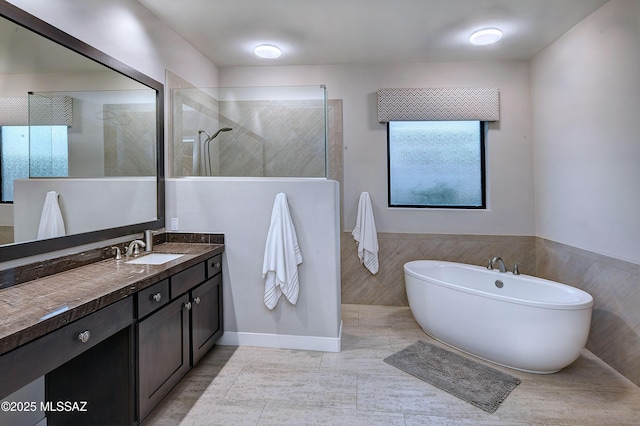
xmin=0 ymin=242 xmax=224 ymax=356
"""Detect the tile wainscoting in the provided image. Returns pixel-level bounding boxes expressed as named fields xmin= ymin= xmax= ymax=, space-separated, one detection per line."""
xmin=0 ymin=226 xmax=12 ymax=245
xmin=536 ymin=238 xmax=640 ymax=387
xmin=341 ymin=232 xmax=640 ymax=387
xmin=341 ymin=232 xmax=536 ymax=306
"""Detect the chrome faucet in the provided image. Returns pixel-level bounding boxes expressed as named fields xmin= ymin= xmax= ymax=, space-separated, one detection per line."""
xmin=126 ymin=240 xmax=146 ymax=256
xmin=491 ymin=256 xmax=508 ymax=273
xmin=111 ymin=246 xmax=122 ymax=260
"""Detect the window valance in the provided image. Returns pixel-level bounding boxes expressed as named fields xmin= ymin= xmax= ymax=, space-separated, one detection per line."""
xmin=0 ymin=95 xmax=73 ymax=126
xmin=377 ymin=87 xmax=499 ymax=122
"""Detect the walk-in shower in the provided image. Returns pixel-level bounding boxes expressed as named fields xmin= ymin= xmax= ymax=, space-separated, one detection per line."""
xmin=171 ymin=85 xmax=327 ymax=178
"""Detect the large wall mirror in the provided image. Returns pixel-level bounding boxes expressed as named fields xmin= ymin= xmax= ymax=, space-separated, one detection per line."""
xmin=0 ymin=1 xmax=164 ymax=263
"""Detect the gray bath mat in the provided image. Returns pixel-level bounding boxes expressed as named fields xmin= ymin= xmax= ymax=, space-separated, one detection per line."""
xmin=384 ymin=340 xmax=521 ymax=413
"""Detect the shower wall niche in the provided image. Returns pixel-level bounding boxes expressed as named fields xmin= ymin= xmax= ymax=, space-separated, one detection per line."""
xmin=171 ymin=85 xmax=328 ymax=177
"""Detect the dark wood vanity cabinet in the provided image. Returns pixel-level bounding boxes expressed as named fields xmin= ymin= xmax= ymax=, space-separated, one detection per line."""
xmin=137 ymin=293 xmax=190 ymax=420
xmin=137 ymin=254 xmax=223 ymax=421
xmin=0 ymin=248 xmax=223 ymax=426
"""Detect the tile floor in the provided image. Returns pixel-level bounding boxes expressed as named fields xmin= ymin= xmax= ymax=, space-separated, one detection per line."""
xmin=143 ymin=304 xmax=640 ymax=425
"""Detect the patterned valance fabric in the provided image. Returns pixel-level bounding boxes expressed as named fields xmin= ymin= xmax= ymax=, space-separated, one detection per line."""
xmin=0 ymin=95 xmax=73 ymax=126
xmin=377 ymin=87 xmax=499 ymax=122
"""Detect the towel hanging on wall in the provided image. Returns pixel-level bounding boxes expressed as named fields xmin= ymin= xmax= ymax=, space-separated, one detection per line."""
xmin=352 ymin=192 xmax=379 ymax=274
xmin=37 ymin=191 xmax=66 ymax=239
xmin=262 ymin=193 xmax=303 ymax=310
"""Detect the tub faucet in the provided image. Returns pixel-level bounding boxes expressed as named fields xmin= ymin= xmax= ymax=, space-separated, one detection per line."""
xmin=513 ymin=263 xmax=524 ymax=275
xmin=491 ymin=256 xmax=508 ymax=273
xmin=126 ymin=240 xmax=146 ymax=256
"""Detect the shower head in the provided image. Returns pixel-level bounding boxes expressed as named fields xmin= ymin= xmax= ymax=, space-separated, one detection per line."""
xmin=199 ymin=127 xmax=233 ymax=142
xmin=198 ymin=127 xmax=233 ymax=176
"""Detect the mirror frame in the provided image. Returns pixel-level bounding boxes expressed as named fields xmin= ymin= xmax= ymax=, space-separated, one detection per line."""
xmin=0 ymin=1 xmax=165 ymax=262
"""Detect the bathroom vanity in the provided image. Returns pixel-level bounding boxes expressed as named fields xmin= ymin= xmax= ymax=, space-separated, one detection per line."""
xmin=137 ymin=253 xmax=223 ymax=420
xmin=0 ymin=242 xmax=224 ymax=425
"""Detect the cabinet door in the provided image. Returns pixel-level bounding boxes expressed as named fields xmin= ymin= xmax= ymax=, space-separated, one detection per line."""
xmin=191 ymin=274 xmax=222 ymax=365
xmin=137 ymin=294 xmax=190 ymax=422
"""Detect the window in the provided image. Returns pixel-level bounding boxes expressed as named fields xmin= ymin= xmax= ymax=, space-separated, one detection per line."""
xmin=1 ymin=126 xmax=68 ymax=202
xmin=387 ymin=120 xmax=485 ymax=208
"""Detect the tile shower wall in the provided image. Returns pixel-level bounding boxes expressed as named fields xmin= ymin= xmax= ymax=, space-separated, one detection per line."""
xmin=536 ymin=238 xmax=640 ymax=387
xmin=218 ymin=100 xmax=326 ymax=177
xmin=103 ymin=103 xmax=156 ymax=176
xmin=341 ymin=232 xmax=640 ymax=387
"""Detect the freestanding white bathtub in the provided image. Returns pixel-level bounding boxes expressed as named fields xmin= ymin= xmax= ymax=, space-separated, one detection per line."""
xmin=404 ymin=260 xmax=593 ymax=374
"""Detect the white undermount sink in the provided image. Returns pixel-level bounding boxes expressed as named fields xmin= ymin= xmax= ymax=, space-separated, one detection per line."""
xmin=125 ymin=253 xmax=184 ymax=265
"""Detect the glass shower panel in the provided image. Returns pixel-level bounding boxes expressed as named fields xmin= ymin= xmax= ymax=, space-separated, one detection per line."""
xmin=28 ymin=93 xmax=69 ymax=178
xmin=171 ymin=85 xmax=328 ymax=177
xmin=28 ymin=125 xmax=68 ymax=177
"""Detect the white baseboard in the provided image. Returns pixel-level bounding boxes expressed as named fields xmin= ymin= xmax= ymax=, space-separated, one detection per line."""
xmin=217 ymin=321 xmax=343 ymax=353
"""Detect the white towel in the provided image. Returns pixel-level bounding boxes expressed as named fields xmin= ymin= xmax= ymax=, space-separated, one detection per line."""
xmin=352 ymin=192 xmax=379 ymax=274
xmin=262 ymin=193 xmax=303 ymax=310
xmin=36 ymin=191 xmax=65 ymax=239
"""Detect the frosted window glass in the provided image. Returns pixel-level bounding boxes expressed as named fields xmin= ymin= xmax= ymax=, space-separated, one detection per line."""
xmin=1 ymin=126 xmax=68 ymax=202
xmin=388 ymin=121 xmax=485 ymax=208
xmin=1 ymin=127 xmax=28 ymax=202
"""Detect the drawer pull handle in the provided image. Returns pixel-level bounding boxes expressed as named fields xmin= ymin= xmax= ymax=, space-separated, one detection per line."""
xmin=193 ymin=296 xmax=201 ymax=305
xmin=213 ymin=262 xmax=221 ymax=269
xmin=152 ymin=292 xmax=162 ymax=302
xmin=183 ymin=302 xmax=192 ymax=310
xmin=78 ymin=331 xmax=91 ymax=343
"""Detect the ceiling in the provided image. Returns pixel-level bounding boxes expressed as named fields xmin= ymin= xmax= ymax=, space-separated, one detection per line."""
xmin=137 ymin=0 xmax=608 ymax=67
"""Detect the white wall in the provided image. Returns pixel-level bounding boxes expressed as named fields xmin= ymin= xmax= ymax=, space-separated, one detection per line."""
xmin=531 ymin=0 xmax=640 ymax=264
xmin=166 ymin=178 xmax=342 ymax=350
xmin=219 ymin=61 xmax=535 ymax=237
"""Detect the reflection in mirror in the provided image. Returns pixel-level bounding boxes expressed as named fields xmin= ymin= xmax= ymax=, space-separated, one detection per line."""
xmin=27 ymin=90 xmax=157 ymax=178
xmin=0 ymin=2 xmax=163 ymax=262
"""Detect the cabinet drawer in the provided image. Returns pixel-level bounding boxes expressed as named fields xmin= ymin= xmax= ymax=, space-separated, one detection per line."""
xmin=206 ymin=254 xmax=222 ymax=278
xmin=137 ymin=279 xmax=169 ymax=319
xmin=171 ymin=262 xmax=205 ymax=297
xmin=61 ymin=297 xmax=133 ymax=351
xmin=0 ymin=297 xmax=133 ymax=398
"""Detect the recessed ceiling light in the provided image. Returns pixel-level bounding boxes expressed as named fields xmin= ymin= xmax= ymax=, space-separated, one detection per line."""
xmin=254 ymin=44 xmax=282 ymax=59
xmin=469 ymin=28 xmax=503 ymax=46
